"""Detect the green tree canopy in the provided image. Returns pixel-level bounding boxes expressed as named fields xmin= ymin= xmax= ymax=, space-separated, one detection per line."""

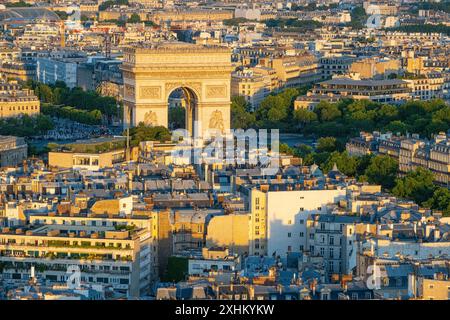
xmin=364 ymin=155 xmax=399 ymax=189
xmin=392 ymin=168 xmax=436 ymax=205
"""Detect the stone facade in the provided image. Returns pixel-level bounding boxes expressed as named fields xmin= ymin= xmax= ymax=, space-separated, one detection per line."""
xmin=121 ymin=42 xmax=232 ymax=137
xmin=0 ymin=83 xmax=40 ymax=119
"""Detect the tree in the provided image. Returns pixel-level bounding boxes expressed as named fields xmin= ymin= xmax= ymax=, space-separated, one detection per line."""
xmin=127 ymin=13 xmax=141 ymax=23
xmin=279 ymin=143 xmax=298 ymax=156
xmin=35 ymin=84 xmax=54 ymax=103
xmin=296 ymin=144 xmax=313 ymax=158
xmin=267 ymin=106 xmax=287 ymax=122
xmin=168 ymin=106 xmax=185 ymax=130
xmin=322 ymin=151 xmax=359 ymax=176
xmin=424 ymin=188 xmax=450 ymax=217
xmin=314 ymin=101 xmax=342 ymax=122
xmin=230 ymin=96 xmax=255 ymax=129
xmin=223 ymin=18 xmax=251 ymax=26
xmin=128 ymin=124 xmax=171 ymax=145
xmin=364 ymin=155 xmax=399 ymax=189
xmin=5 ymin=1 xmax=32 ymax=7
xmin=99 ymin=0 xmax=129 ymax=11
xmin=384 ymin=120 xmax=408 ymax=135
xmin=294 ymin=108 xmax=317 ymax=125
xmin=316 ymin=137 xmax=339 ymax=153
xmin=349 ymin=6 xmax=368 ymax=29
xmin=54 ymin=11 xmax=69 ymax=20
xmin=392 ymin=168 xmax=436 ymax=205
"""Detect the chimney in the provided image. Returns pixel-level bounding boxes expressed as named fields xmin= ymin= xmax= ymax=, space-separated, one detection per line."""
xmin=128 ymin=171 xmax=133 ymax=192
xmin=434 ymin=229 xmax=440 ymax=240
xmin=30 ymin=265 xmax=35 ymax=279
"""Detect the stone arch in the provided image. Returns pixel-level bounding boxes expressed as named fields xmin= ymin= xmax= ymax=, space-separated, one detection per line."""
xmin=166 ymin=86 xmax=199 ymax=135
xmin=121 ymin=42 xmax=232 ymax=138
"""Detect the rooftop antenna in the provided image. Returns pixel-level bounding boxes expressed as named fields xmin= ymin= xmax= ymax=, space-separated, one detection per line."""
xmin=103 ymin=29 xmax=112 ymax=59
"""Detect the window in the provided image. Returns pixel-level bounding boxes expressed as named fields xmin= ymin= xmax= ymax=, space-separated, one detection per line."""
xmin=288 ymin=233 xmax=291 ymax=238
xmin=287 ymin=246 xmax=292 ymax=252
xmin=299 ymin=219 xmax=304 ymax=224
xmin=329 ymin=236 xmax=334 ymax=245
xmin=299 ymin=232 xmax=304 ymax=237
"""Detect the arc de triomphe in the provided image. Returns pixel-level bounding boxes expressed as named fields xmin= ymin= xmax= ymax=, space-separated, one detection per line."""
xmin=121 ymin=42 xmax=232 ymax=138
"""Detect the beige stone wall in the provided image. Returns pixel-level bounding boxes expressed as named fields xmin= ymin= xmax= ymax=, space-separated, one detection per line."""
xmin=350 ymin=59 xmax=401 ymax=79
xmin=0 ymin=99 xmax=40 ymax=118
xmin=420 ymin=278 xmax=450 ymax=300
xmin=99 ymin=11 xmax=122 ymax=21
xmin=206 ymin=214 xmax=249 ymax=254
xmin=150 ymin=10 xmax=233 ymax=24
xmin=48 ymin=152 xmax=73 ymax=168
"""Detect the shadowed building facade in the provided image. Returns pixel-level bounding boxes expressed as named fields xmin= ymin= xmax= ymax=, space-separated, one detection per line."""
xmin=121 ymin=41 xmax=232 ymax=138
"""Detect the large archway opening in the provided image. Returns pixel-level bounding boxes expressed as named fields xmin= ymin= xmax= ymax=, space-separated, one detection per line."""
xmin=167 ymin=87 xmax=198 ymax=137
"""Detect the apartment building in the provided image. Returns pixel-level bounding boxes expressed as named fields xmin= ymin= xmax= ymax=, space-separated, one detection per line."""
xmin=414 ymin=276 xmax=450 ymax=300
xmin=231 ymin=69 xmax=271 ymax=108
xmin=0 ymin=136 xmax=28 ymax=168
xmin=245 ymin=181 xmax=347 ymax=257
xmin=306 ymin=214 xmax=359 ymax=279
xmin=349 ymin=58 xmax=401 ymax=79
xmin=187 ymin=247 xmax=241 ymax=277
xmin=0 ymin=221 xmax=152 ymax=298
xmin=404 ymin=73 xmax=445 ymax=101
xmin=48 ymin=137 xmax=138 ymax=170
xmin=259 ymin=53 xmax=322 ymax=88
xmin=148 ymin=9 xmax=233 ymax=24
xmin=379 ymin=132 xmax=450 ymax=185
xmin=0 ymin=82 xmax=40 ymax=118
xmin=346 ymin=132 xmax=379 ymax=157
xmin=36 ymin=51 xmax=87 ymax=88
xmin=363 ymin=1 xmax=398 ymax=16
xmin=311 ymin=78 xmax=412 ymax=104
xmin=0 ymin=61 xmax=36 ymax=82
xmin=319 ymin=55 xmax=356 ymax=79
